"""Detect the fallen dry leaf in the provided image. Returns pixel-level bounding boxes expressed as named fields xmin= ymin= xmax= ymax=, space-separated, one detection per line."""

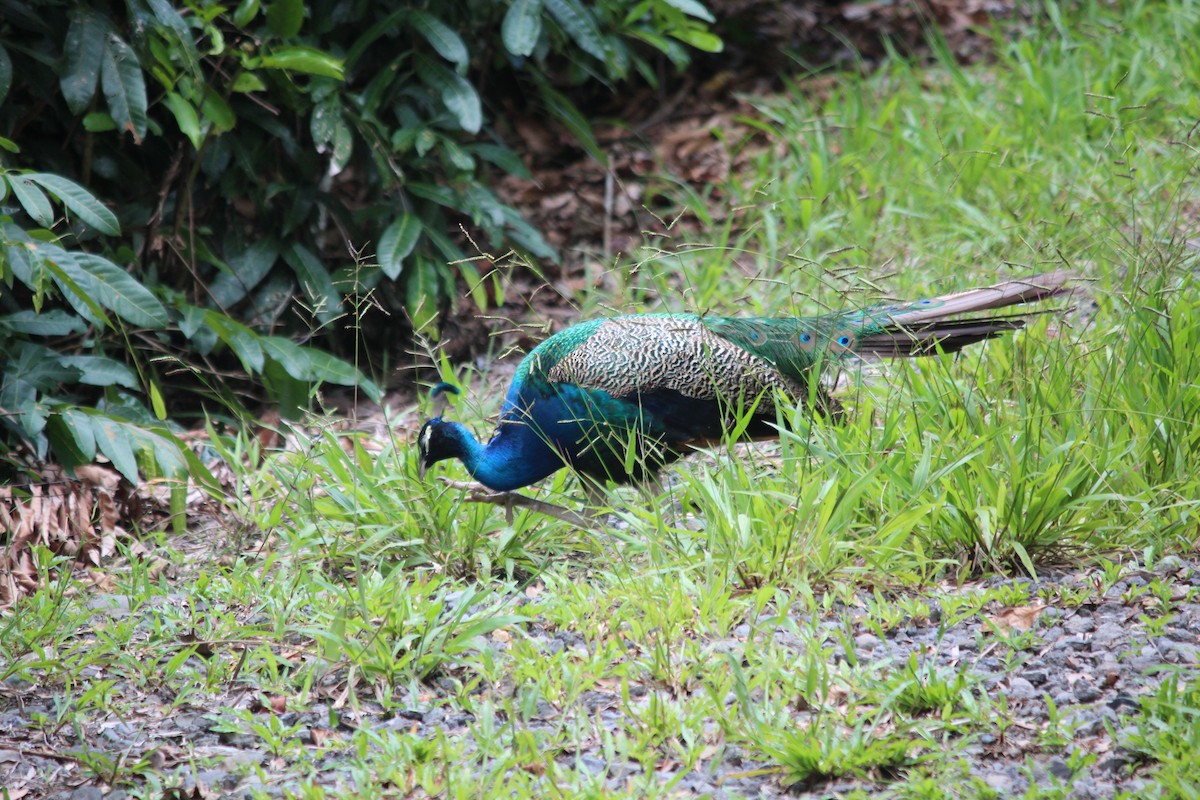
xmin=987 ymin=604 xmax=1048 ymax=632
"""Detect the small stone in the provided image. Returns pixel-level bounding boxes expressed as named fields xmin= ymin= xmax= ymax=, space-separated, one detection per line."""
xmin=1092 ymin=621 xmax=1127 ymax=646
xmin=1075 ymin=683 xmax=1103 ymax=703
xmin=1099 ymin=754 xmax=1135 ymax=774
xmin=1162 ymin=640 xmax=1200 ymax=663
xmin=1024 ymin=670 xmax=1049 ymax=686
xmin=984 ymin=772 xmax=1014 ymax=793
xmin=70 ymin=788 xmax=104 ymax=800
xmin=1154 ymin=555 xmax=1185 ymax=574
xmin=1007 ymin=677 xmax=1037 ymax=700
xmin=580 ymin=756 xmax=606 ymax=774
xmin=1108 ymin=693 xmax=1140 ymax=711
xmin=1047 ymin=757 xmax=1072 ymax=779
xmin=86 ymin=594 xmax=132 ymax=616
xmin=854 ymin=633 xmax=881 ymax=650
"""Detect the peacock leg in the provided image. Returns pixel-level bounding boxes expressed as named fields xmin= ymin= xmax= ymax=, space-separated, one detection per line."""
xmin=437 ymin=478 xmax=597 ymax=528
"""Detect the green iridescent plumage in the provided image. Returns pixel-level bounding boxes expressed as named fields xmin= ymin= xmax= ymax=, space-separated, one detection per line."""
xmin=418 ymin=272 xmax=1071 ymax=501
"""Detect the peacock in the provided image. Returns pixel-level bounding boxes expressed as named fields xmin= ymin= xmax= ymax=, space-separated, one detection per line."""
xmin=418 ymin=272 xmax=1071 ymax=524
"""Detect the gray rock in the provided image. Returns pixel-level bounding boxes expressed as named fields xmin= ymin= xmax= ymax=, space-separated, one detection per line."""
xmin=85 ymin=594 xmax=132 ymax=616
xmin=1153 ymin=555 xmax=1185 ymax=574
xmin=69 ymin=788 xmax=104 ymax=800
xmin=1024 ymin=669 xmax=1049 ymax=685
xmin=854 ymin=632 xmax=881 ymax=650
xmin=1008 ymin=677 xmax=1037 ymax=700
xmin=1092 ymin=621 xmax=1127 ymax=645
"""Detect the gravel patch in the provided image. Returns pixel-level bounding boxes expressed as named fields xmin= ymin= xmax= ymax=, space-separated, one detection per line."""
xmin=3 ymin=558 xmax=1197 ymax=798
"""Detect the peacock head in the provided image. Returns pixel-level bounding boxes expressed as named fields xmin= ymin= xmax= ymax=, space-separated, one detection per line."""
xmin=417 ymin=382 xmax=469 ymax=480
xmin=417 ymin=417 xmax=470 ymax=479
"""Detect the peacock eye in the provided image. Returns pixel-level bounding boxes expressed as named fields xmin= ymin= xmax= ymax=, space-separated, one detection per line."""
xmin=838 ymin=335 xmax=851 ymax=346
xmin=800 ymin=332 xmax=812 ymax=343
xmin=749 ymin=331 xmax=760 ymax=341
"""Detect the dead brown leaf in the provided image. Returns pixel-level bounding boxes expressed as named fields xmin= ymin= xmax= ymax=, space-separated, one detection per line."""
xmin=987 ymin=604 xmax=1048 ymax=633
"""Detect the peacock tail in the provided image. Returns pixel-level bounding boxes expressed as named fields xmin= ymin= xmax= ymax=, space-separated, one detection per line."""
xmin=419 ymin=271 xmax=1072 ymax=492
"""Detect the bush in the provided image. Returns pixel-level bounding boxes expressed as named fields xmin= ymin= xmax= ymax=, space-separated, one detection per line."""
xmin=0 ymin=0 xmax=719 ymax=481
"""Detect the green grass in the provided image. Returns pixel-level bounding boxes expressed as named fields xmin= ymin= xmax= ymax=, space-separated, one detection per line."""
xmin=4 ymin=1 xmax=1200 ymax=797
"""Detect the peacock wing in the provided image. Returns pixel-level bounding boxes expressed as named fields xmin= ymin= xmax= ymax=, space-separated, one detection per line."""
xmin=543 ymin=316 xmax=799 ymax=441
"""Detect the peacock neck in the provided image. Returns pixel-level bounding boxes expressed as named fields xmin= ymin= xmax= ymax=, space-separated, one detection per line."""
xmin=454 ymin=421 xmax=562 ymax=492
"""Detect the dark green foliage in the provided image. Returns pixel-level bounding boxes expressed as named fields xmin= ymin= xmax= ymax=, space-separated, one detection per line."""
xmin=0 ymin=0 xmax=719 ymax=481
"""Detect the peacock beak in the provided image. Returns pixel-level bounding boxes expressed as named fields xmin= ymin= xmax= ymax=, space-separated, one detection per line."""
xmin=418 ymin=460 xmax=428 ymax=480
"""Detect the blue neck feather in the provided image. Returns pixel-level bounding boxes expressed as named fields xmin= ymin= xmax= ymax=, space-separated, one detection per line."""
xmin=443 ymin=421 xmax=562 ymax=492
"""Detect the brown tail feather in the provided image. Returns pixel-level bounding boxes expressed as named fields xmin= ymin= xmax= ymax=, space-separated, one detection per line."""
xmin=885 ymin=270 xmax=1073 ymax=326
xmin=861 ymin=271 xmax=1073 ymax=357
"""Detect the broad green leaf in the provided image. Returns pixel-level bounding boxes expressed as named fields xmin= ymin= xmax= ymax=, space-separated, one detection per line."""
xmin=0 ymin=310 xmax=88 ymax=336
xmin=260 ymin=47 xmax=345 ymax=80
xmin=543 ymin=0 xmax=606 ymax=61
xmin=207 ymin=313 xmax=265 ymax=373
xmin=378 ymin=214 xmax=422 ymax=280
xmin=500 ymin=206 xmax=558 ymax=261
xmin=534 ymin=80 xmax=607 ymax=164
xmin=406 ymin=257 xmax=440 ymax=333
xmin=262 ymin=359 xmax=310 ymax=418
xmin=669 ymin=25 xmax=723 ymax=53
xmin=100 ymin=34 xmax=149 ymax=141
xmin=24 ymin=173 xmax=120 ymax=235
xmin=415 ymin=56 xmax=481 ymax=134
xmin=0 ymin=372 xmax=39 ymax=437
xmin=261 ymin=336 xmax=381 ymax=399
xmin=46 ymin=409 xmax=96 ymax=467
xmin=0 ymin=225 xmax=39 ymax=287
xmin=266 ymin=0 xmax=304 ymax=37
xmin=344 ymin=9 xmax=408 ymax=68
xmin=409 ymin=10 xmax=468 ymax=67
xmin=149 ymin=380 xmax=167 ymax=420
xmin=163 ymin=92 xmax=202 ymax=149
xmin=82 ymin=112 xmax=117 ymax=132
xmin=331 ymin=118 xmax=353 ymax=169
xmin=310 ymin=99 xmax=341 ymax=148
xmin=298 ymin=347 xmax=372 ymax=391
xmin=664 ymin=0 xmax=716 ymax=22
xmin=178 ymin=304 xmax=218 ymax=354
xmin=199 ymin=92 xmax=236 ymax=133
xmin=258 ymin=335 xmax=308 ymax=379
xmin=5 ymin=344 xmax=82 ymax=390
xmin=503 ymin=0 xmax=543 ymax=57
xmin=92 ymin=415 xmax=140 ymax=483
xmin=144 ymin=0 xmax=194 ymax=40
xmin=9 ymin=177 xmax=55 ymax=227
xmin=469 ymin=143 xmax=532 ymax=179
xmin=59 ymin=355 xmax=139 ymax=389
xmin=441 ymin=139 xmax=475 ymax=172
xmin=283 ymin=243 xmax=341 ymax=323
xmin=422 ymin=222 xmax=467 ymax=264
xmin=73 ymin=253 xmax=169 ymax=328
xmin=137 ymin=427 xmax=189 ymax=479
xmin=232 ymin=71 xmax=267 ymax=93
xmin=0 ymin=136 xmax=17 ymax=154
xmin=209 ymin=239 xmax=278 ymax=308
xmin=42 ymin=252 xmax=111 ymax=327
xmin=0 ymin=43 xmax=12 ymax=107
xmin=61 ymin=9 xmax=108 ymax=115
xmin=234 ymin=0 xmax=261 ymax=28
